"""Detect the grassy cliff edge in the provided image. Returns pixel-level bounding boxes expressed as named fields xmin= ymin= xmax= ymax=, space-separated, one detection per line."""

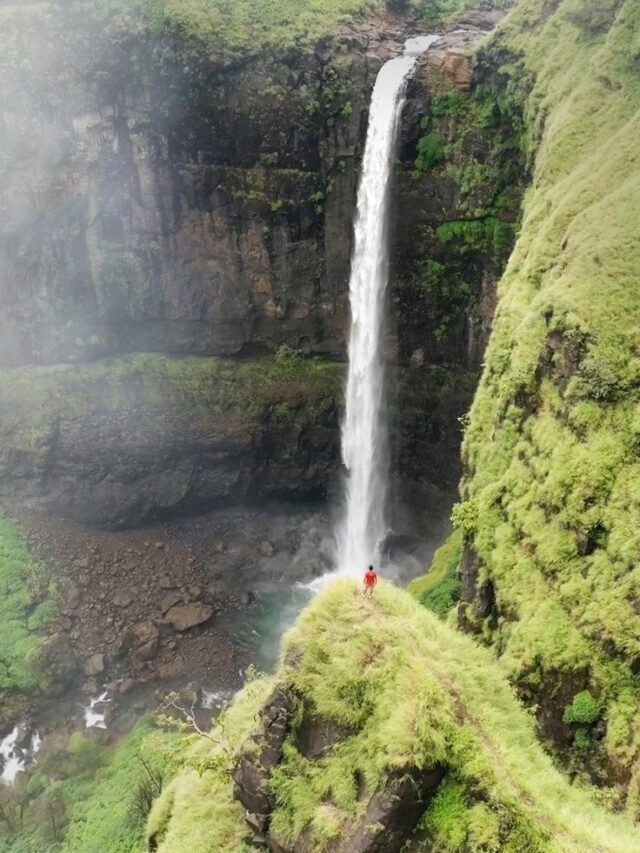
xmin=147 ymin=581 xmax=640 ymax=852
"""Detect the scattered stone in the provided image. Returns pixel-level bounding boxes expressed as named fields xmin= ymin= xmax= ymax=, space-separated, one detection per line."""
xmin=84 ymin=653 xmax=105 ymax=676
xmin=81 ymin=679 xmax=98 ymax=695
xmin=154 ymin=541 xmax=165 ymax=550
xmin=113 ymin=590 xmax=133 ymax=608
xmin=160 ymin=590 xmax=182 ymax=614
xmin=132 ymin=621 xmax=160 ymax=647
xmin=77 ymin=572 xmax=91 ymax=587
xmin=185 ymin=585 xmax=202 ymax=601
xmin=259 ymin=540 xmax=275 ymax=557
xmin=240 ymin=591 xmax=255 ymax=606
xmin=133 ymin=638 xmax=160 ymax=663
xmin=159 ymin=574 xmax=177 ymax=590
xmin=66 ymin=587 xmax=81 ymax=609
xmin=165 ymin=602 xmax=214 ymax=632
xmin=76 ymin=557 xmax=90 ymax=570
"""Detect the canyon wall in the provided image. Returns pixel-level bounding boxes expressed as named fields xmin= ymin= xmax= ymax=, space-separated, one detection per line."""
xmin=0 ymin=4 xmax=523 ymax=524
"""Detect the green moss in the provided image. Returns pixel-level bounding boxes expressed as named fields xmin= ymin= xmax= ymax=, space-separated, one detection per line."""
xmin=459 ymin=0 xmax=640 ymax=786
xmin=409 ymin=529 xmax=463 ymax=619
xmin=0 ymin=512 xmax=56 ymax=702
xmin=413 ymin=130 xmax=445 ymax=175
xmin=153 ymin=581 xmax=640 ymax=851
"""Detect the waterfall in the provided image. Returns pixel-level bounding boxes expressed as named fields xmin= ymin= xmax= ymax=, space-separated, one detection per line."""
xmin=335 ymin=35 xmax=440 ymax=577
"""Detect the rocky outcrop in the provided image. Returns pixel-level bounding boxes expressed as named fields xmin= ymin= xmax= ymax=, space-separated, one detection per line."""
xmin=232 ymin=685 xmax=445 ymax=853
xmin=0 ymin=354 xmax=341 ymax=526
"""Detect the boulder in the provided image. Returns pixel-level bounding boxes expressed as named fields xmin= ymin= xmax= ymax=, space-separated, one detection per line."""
xmin=118 ymin=677 xmax=137 ymax=695
xmin=165 ymin=603 xmax=214 ymax=632
xmin=84 ymin=653 xmax=104 ymax=676
xmin=133 ymin=638 xmax=159 ymax=663
xmin=132 ymin=621 xmax=160 ymax=647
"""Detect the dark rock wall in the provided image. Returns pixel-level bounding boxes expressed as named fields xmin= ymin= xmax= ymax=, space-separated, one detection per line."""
xmin=0 ymin=11 xmax=524 ymax=525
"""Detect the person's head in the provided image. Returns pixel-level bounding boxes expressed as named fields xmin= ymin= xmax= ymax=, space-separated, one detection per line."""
xmin=368 ymin=564 xmax=374 ymax=571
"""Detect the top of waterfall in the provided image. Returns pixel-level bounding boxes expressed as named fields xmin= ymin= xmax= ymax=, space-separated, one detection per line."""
xmin=403 ymin=35 xmax=440 ymax=57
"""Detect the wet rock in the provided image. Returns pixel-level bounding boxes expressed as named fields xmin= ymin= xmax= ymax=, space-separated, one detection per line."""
xmin=84 ymin=653 xmax=105 ymax=676
xmin=13 ymin=723 xmax=34 ymax=749
xmin=165 ymin=603 xmax=214 ymax=632
xmin=40 ymin=633 xmax=78 ymax=690
xmin=81 ymin=679 xmax=98 ymax=695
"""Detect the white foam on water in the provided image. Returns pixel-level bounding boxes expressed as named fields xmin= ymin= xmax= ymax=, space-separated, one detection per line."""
xmin=0 ymin=727 xmax=43 ymax=785
xmin=84 ymin=690 xmax=111 ymax=729
xmin=200 ymin=688 xmax=233 ymax=710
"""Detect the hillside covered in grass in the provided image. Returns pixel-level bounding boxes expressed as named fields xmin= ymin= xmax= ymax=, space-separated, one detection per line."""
xmin=455 ymin=0 xmax=640 ymax=795
xmin=0 ymin=512 xmax=59 ymax=728
xmin=147 ymin=581 xmax=640 ymax=852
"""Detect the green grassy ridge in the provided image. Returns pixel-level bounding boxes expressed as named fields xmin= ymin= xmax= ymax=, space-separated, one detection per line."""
xmin=147 ymin=581 xmax=640 ymax=851
xmin=458 ymin=0 xmax=640 ymax=790
xmin=0 ymin=511 xmax=57 ymax=709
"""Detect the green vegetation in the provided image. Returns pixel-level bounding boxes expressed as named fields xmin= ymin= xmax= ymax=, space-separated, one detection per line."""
xmin=147 ymin=678 xmax=275 ymax=852
xmin=458 ymin=0 xmax=640 ymax=792
xmin=0 ymin=351 xmax=342 ymax=448
xmin=150 ymin=581 xmax=640 ymax=851
xmin=563 ymin=691 xmax=602 ymax=727
xmin=409 ymin=528 xmax=462 ymax=618
xmin=0 ymin=719 xmax=181 ymax=852
xmin=0 ymin=512 xmax=57 ymax=710
xmin=406 ymin=78 xmax=527 ymax=343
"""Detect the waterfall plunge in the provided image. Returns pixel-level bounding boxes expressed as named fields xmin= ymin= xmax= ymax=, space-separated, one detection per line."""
xmin=335 ymin=36 xmax=440 ymax=577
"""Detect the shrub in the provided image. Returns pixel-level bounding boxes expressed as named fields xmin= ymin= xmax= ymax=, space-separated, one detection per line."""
xmin=563 ymin=691 xmax=602 ymax=726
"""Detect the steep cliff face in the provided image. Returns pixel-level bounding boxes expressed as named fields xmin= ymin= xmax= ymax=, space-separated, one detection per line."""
xmin=456 ymin=0 xmax=640 ymax=795
xmin=0 ymin=2 xmax=524 ymax=524
xmin=0 ymin=354 xmax=341 ymax=526
xmin=1 ymin=3 xmax=382 ymax=366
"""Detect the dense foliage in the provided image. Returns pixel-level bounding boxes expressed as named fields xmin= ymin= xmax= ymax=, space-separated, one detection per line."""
xmin=0 ymin=720 xmax=180 ymax=852
xmin=0 ymin=513 xmax=57 ymax=707
xmin=457 ymin=0 xmax=640 ymax=799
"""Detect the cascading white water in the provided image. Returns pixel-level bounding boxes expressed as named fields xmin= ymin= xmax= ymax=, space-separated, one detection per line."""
xmin=335 ymin=35 xmax=440 ymax=576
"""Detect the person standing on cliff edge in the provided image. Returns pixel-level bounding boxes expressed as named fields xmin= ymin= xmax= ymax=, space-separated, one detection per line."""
xmin=362 ymin=565 xmax=378 ymax=597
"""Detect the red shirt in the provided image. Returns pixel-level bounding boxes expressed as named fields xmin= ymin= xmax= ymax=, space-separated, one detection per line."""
xmin=364 ymin=570 xmax=378 ymax=587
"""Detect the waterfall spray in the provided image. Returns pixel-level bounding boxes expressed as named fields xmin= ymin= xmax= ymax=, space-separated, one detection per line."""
xmin=335 ymin=36 xmax=439 ymax=577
